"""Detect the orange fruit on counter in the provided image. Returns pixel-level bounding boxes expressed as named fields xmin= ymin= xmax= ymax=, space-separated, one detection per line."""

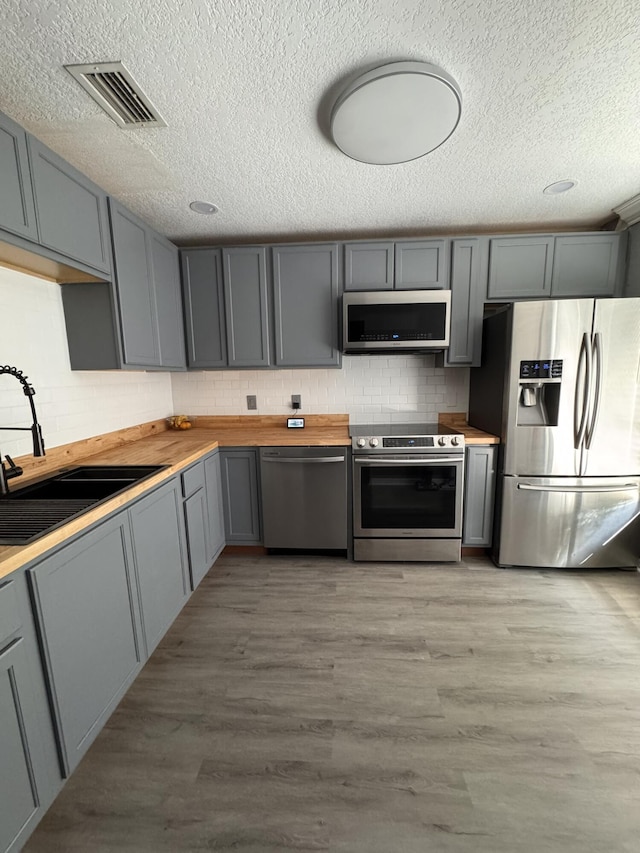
xmin=179 ymin=421 xmax=192 ymax=429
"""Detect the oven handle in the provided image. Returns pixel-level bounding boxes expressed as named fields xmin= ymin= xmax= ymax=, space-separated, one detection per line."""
xmin=354 ymin=456 xmax=463 ymax=465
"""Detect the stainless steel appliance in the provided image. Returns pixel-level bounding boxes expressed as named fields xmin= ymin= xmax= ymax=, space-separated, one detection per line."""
xmin=260 ymin=447 xmax=348 ymax=550
xmin=468 ymin=298 xmax=640 ymax=568
xmin=342 ymin=290 xmax=451 ymax=353
xmin=351 ymin=423 xmax=465 ymax=562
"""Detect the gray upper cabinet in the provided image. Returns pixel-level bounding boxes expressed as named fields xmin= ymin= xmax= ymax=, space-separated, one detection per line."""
xmin=0 ymin=111 xmax=38 ymax=241
xmin=149 ymin=232 xmax=187 ymax=369
xmin=27 ymin=136 xmax=111 ymax=274
xmin=487 ymin=236 xmax=554 ymax=299
xmin=109 ymin=199 xmax=160 ymax=367
xmin=29 ymin=511 xmax=144 ymax=775
xmin=223 ymin=247 xmax=270 ymax=367
xmin=463 ymin=445 xmax=497 ymax=547
xmin=551 ymin=234 xmax=622 ymax=297
xmin=129 ymin=479 xmax=189 ymax=655
xmin=344 ymin=242 xmax=394 ymax=291
xmin=395 ymin=239 xmax=448 ymax=289
xmin=445 ymin=238 xmax=487 ymax=367
xmin=272 ymin=243 xmax=341 ymax=367
xmin=220 ymin=449 xmax=262 ymax=543
xmin=181 ymin=249 xmax=227 ymax=368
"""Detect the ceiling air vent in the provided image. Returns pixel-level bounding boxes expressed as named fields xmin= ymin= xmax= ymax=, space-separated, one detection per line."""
xmin=64 ymin=61 xmax=166 ymax=128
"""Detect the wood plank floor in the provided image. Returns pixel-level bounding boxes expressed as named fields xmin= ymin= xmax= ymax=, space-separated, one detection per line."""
xmin=25 ymin=554 xmax=640 ymax=852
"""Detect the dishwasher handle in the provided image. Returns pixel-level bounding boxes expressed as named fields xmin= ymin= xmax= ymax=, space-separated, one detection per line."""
xmin=261 ymin=455 xmax=345 ymax=464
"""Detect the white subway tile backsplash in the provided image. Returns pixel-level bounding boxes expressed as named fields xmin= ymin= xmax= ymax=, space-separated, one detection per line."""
xmin=0 ymin=268 xmax=173 ymax=457
xmin=171 ymin=354 xmax=469 ymax=422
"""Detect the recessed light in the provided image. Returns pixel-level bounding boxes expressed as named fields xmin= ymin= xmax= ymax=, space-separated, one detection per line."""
xmin=543 ymin=180 xmax=577 ymax=195
xmin=189 ymin=201 xmax=219 ymax=214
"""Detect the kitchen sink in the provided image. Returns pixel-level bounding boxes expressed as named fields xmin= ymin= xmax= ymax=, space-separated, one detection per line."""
xmin=0 ymin=464 xmax=168 ymax=545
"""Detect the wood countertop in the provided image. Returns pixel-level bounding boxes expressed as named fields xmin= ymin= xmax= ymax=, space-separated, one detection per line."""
xmin=0 ymin=415 xmax=350 ymax=581
xmin=438 ymin=413 xmax=501 ymax=445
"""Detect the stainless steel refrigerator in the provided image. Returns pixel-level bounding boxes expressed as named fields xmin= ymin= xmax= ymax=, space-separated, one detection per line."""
xmin=468 ymin=298 xmax=640 ymax=568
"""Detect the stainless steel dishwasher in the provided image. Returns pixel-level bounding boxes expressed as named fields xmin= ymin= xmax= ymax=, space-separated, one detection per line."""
xmin=259 ymin=447 xmax=348 ymax=549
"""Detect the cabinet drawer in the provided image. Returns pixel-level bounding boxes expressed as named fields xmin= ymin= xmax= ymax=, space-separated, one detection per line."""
xmin=182 ymin=461 xmax=205 ymax=498
xmin=0 ymin=580 xmax=21 ymax=645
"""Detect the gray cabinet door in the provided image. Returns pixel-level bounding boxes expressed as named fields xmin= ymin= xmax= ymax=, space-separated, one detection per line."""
xmin=551 ymin=234 xmax=621 ymax=297
xmin=446 ymin=238 xmax=487 ymax=367
xmin=29 ymin=512 xmax=144 ymax=775
xmin=344 ymin=242 xmax=394 ymax=291
xmin=0 ymin=636 xmax=49 ymax=853
xmin=0 ymin=110 xmax=38 ymax=241
xmin=204 ymin=450 xmax=226 ymax=562
xmin=184 ymin=488 xmax=210 ymax=589
xmin=27 ymin=136 xmax=111 ymax=273
xmin=395 ymin=240 xmax=448 ymax=289
xmin=272 ymin=244 xmax=341 ymax=367
xmin=220 ymin=449 xmax=262 ymax=543
xmin=181 ymin=249 xmax=227 ymax=368
xmin=223 ymin=247 xmax=270 ymax=367
xmin=463 ymin=446 xmax=497 ymax=547
xmin=487 ymin=236 xmax=554 ymax=299
xmin=129 ymin=480 xmax=189 ymax=655
xmin=150 ymin=232 xmax=186 ymax=369
xmin=109 ymin=199 xmax=160 ymax=367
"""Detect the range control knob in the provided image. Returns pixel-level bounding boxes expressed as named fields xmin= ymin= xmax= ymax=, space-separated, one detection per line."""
xmin=438 ymin=437 xmax=447 ymax=446
xmin=369 ymin=438 xmax=379 ymax=447
xmin=356 ymin=438 xmax=366 ymax=448
xmin=451 ymin=436 xmax=460 ymax=446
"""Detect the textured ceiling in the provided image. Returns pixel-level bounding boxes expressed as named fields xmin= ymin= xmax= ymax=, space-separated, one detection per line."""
xmin=1 ymin=0 xmax=639 ymax=244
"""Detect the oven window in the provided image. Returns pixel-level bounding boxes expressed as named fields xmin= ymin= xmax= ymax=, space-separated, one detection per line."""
xmin=360 ymin=464 xmax=458 ymax=530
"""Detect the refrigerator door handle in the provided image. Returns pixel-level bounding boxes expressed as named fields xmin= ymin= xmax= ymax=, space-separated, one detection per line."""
xmin=518 ymin=483 xmax=639 ymax=494
xmin=585 ymin=332 xmax=602 ymax=450
xmin=573 ymin=332 xmax=591 ymax=450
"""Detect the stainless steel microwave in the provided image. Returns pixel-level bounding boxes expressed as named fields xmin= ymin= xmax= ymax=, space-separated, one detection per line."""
xmin=342 ymin=290 xmax=451 ymax=353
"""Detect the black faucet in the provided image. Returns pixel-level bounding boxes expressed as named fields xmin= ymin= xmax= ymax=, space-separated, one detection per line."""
xmin=0 ymin=365 xmax=45 ymax=495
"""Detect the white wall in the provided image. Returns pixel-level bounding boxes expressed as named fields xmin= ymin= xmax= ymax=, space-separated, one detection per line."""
xmin=0 ymin=267 xmax=173 ymax=457
xmin=171 ymin=355 xmax=469 ymax=424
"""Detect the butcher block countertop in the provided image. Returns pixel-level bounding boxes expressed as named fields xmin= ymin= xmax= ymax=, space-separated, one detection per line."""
xmin=439 ymin=413 xmax=500 ymax=445
xmin=0 ymin=415 xmax=350 ymax=580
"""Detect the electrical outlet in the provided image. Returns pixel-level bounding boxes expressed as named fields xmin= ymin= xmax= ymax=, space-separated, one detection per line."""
xmin=247 ymin=395 xmax=257 ymax=410
xmin=291 ymin=394 xmax=301 ymax=410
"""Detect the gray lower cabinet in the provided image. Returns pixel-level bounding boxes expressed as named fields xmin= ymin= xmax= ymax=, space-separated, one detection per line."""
xmin=129 ymin=479 xmax=189 ymax=655
xmin=487 ymin=236 xmax=554 ymax=299
xmin=463 ymin=446 xmax=498 ymax=547
xmin=395 ymin=239 xmax=448 ymax=289
xmin=344 ymin=242 xmax=394 ymax=291
xmin=223 ymin=247 xmax=270 ymax=367
xmin=181 ymin=461 xmax=210 ymax=589
xmin=0 ymin=576 xmax=60 ymax=853
xmin=272 ymin=244 xmax=341 ymax=367
xmin=445 ymin=238 xmax=487 ymax=367
xmin=220 ymin=449 xmax=262 ymax=543
xmin=181 ymin=249 xmax=227 ymax=368
xmin=27 ymin=136 xmax=111 ymax=274
xmin=0 ymin=110 xmax=38 ymax=241
xmin=28 ymin=511 xmax=144 ymax=775
xmin=204 ymin=450 xmax=226 ymax=563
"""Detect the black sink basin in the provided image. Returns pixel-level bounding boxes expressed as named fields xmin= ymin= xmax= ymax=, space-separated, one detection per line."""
xmin=0 ymin=464 xmax=168 ymax=545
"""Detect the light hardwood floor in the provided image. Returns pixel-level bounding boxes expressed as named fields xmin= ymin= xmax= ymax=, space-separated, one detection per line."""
xmin=25 ymin=554 xmax=640 ymax=852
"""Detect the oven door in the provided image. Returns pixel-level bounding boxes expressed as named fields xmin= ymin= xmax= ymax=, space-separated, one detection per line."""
xmin=353 ymin=454 xmax=464 ymax=538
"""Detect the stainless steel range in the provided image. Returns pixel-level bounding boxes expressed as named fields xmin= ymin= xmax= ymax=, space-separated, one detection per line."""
xmin=350 ymin=423 xmax=465 ymax=562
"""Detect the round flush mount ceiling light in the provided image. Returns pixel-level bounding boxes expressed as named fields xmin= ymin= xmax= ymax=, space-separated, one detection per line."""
xmin=543 ymin=180 xmax=577 ymax=195
xmin=330 ymin=61 xmax=462 ymax=165
xmin=189 ymin=200 xmax=219 ymax=214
